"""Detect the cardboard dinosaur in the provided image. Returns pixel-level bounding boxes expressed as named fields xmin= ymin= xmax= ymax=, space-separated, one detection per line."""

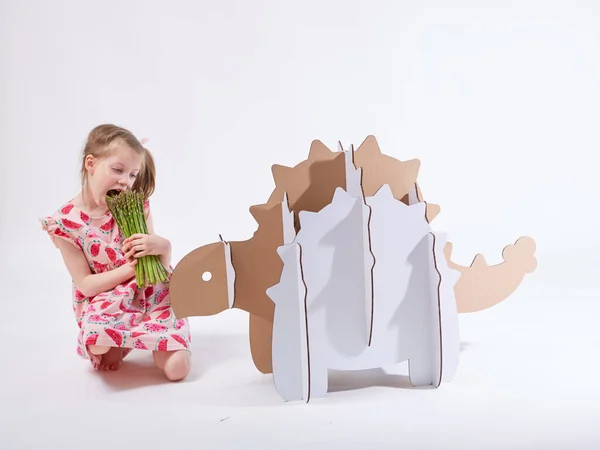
xmin=169 ymin=136 xmax=537 ymax=382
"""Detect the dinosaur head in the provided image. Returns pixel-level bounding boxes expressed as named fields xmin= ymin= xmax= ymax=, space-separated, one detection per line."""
xmin=169 ymin=240 xmax=235 ymax=319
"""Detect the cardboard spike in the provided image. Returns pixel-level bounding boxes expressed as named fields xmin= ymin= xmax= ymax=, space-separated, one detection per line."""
xmin=271 ymin=164 xmax=293 ymax=187
xmin=353 ymin=136 xmax=422 ymax=201
xmin=444 ymin=236 xmax=537 ymax=314
xmin=426 ymin=204 xmax=441 ymax=222
xmin=355 ymin=134 xmax=382 ymax=155
xmin=249 ymin=204 xmax=265 ymax=223
xmin=372 ymin=183 xmax=396 ymax=200
xmin=308 ymin=139 xmax=334 ymax=160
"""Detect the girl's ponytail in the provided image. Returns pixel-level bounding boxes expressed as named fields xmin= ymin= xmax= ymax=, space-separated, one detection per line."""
xmin=132 ymin=146 xmax=156 ymax=200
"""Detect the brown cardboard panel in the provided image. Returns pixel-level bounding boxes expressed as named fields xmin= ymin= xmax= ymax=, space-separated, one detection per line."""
xmin=228 ymin=201 xmax=287 ymax=320
xmin=265 ymin=148 xmax=347 ymax=231
xmin=443 ymin=236 xmax=537 ymax=313
xmin=249 ymin=312 xmax=276 ymax=374
xmin=169 ymin=241 xmax=231 ymax=319
xmin=353 ymin=135 xmax=421 ymax=202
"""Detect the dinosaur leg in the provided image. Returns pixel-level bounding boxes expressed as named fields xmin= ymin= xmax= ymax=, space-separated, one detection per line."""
xmin=248 ymin=313 xmax=274 ymax=374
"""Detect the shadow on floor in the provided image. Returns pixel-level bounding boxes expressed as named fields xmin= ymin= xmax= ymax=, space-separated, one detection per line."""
xmin=96 ymin=331 xmax=250 ymax=391
xmin=326 ymin=341 xmax=473 ymax=394
xmin=95 ymin=337 xmax=474 ymax=393
xmin=327 ymin=368 xmax=414 ymax=392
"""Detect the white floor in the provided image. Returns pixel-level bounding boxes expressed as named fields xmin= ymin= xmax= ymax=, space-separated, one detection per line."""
xmin=2 ymin=252 xmax=600 ymax=450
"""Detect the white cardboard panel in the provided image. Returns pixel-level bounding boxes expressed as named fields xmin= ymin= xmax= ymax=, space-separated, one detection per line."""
xmin=296 ymin=187 xmax=374 ymax=398
xmin=281 ymin=193 xmax=295 ymax=245
xmin=266 ymin=243 xmax=310 ymax=402
xmin=407 ymin=184 xmax=419 ymax=205
xmin=430 ymin=231 xmax=461 ymax=383
xmin=335 ymin=184 xmax=438 ymax=385
xmin=223 ymin=240 xmax=236 ymax=310
xmin=343 ymin=148 xmax=375 ymax=343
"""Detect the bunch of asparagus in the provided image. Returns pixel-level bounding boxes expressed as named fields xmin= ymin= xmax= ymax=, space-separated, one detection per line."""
xmin=105 ymin=189 xmax=169 ymax=287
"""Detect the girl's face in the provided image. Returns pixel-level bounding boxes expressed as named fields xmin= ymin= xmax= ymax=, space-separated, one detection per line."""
xmin=85 ymin=141 xmax=143 ymax=209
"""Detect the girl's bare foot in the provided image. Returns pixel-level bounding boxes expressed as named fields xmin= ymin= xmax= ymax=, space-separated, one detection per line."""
xmin=88 ymin=345 xmax=125 ymax=371
xmin=153 ymin=350 xmax=191 ymax=381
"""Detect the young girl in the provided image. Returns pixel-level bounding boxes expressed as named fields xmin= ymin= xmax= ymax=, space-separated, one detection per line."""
xmin=40 ymin=124 xmax=192 ymax=381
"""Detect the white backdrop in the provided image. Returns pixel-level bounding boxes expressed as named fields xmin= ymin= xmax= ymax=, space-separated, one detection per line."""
xmin=2 ymin=1 xmax=600 ymax=448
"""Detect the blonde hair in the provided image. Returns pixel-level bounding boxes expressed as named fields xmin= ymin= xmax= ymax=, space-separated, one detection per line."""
xmin=80 ymin=124 xmax=156 ymax=198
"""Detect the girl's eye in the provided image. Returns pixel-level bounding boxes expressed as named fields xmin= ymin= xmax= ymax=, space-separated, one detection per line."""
xmin=113 ymin=168 xmax=136 ymax=178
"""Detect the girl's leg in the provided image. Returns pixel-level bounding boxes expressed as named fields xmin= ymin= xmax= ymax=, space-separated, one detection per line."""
xmin=153 ymin=350 xmax=191 ymax=381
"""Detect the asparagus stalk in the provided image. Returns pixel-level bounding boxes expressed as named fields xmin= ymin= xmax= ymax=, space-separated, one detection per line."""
xmin=133 ymin=192 xmax=154 ymax=285
xmin=105 ymin=189 xmax=170 ymax=287
xmin=134 ymin=191 xmax=169 ymax=283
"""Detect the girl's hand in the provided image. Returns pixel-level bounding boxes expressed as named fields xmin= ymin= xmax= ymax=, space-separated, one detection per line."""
xmin=123 ymin=233 xmax=167 ymax=258
xmin=123 ymin=245 xmax=138 ymax=269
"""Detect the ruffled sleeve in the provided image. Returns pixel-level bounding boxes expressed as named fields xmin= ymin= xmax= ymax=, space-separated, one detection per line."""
xmin=40 ymin=216 xmax=82 ymax=250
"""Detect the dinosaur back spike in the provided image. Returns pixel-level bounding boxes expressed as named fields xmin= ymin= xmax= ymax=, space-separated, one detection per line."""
xmin=308 ymin=139 xmax=335 ymax=160
xmin=353 ymin=147 xmax=421 ymax=201
xmin=249 ymin=204 xmax=268 ymax=225
xmin=355 ymin=135 xmax=382 ymax=155
xmin=271 ymin=164 xmax=293 ymax=191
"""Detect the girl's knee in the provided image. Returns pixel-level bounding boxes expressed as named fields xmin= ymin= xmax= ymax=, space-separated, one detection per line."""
xmin=88 ymin=345 xmax=110 ymax=355
xmin=159 ymin=350 xmax=191 ymax=382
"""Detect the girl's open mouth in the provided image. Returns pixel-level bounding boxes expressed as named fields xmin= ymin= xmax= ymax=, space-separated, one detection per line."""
xmin=106 ymin=189 xmax=122 ymax=198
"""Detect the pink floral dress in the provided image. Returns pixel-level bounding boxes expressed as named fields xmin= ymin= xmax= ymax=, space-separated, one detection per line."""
xmin=40 ymin=198 xmax=191 ymax=360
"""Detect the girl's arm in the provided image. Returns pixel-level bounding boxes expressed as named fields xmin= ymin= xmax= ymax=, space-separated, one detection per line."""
xmin=54 ymin=237 xmax=137 ymax=298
